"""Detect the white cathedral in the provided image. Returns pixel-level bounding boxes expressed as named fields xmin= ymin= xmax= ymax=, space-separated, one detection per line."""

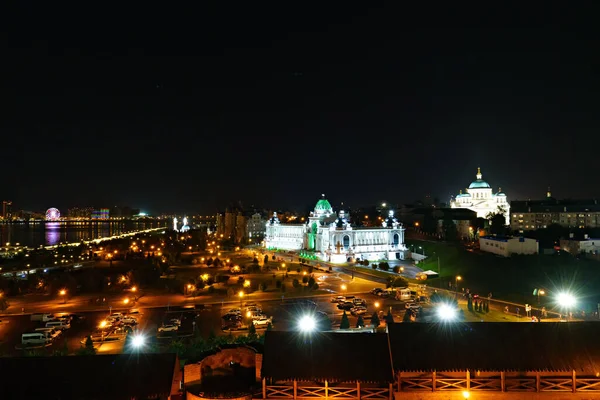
xmin=264 ymin=195 xmax=408 ymax=263
xmin=450 ymin=167 xmax=510 ymax=222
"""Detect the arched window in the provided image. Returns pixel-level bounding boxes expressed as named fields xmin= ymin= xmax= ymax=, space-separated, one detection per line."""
xmin=393 ymin=233 xmax=399 ymax=246
xmin=343 ymin=235 xmax=350 ymax=249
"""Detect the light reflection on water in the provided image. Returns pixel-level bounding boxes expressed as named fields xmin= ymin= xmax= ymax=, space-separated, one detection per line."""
xmin=0 ymin=221 xmax=168 ymax=247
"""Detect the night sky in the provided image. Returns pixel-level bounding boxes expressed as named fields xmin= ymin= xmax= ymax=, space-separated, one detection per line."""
xmin=3 ymin=3 xmax=600 ymax=214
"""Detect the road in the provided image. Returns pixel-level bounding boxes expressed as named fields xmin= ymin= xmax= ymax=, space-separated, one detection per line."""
xmin=0 ymin=290 xmax=412 ymax=356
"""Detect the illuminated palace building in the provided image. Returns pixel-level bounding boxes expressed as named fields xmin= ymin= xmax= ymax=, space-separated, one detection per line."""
xmin=265 ymin=195 xmax=408 ymax=263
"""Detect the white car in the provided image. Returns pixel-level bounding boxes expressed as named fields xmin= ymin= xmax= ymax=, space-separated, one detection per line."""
xmin=252 ymin=315 xmax=273 ymax=326
xmin=405 ymin=302 xmax=421 ymax=310
xmin=158 ymin=324 xmax=179 ymax=332
xmin=121 ymin=316 xmax=138 ymax=325
xmin=331 ymin=296 xmax=346 ymax=303
xmin=109 ymin=313 xmax=125 ymax=319
xmin=228 ymin=308 xmax=242 ymax=315
xmin=351 ymin=306 xmax=368 ymax=316
xmin=246 ymin=306 xmax=262 ymax=313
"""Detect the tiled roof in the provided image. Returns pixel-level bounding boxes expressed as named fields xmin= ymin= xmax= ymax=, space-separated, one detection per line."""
xmin=388 ymin=322 xmax=600 ymax=372
xmin=0 ymin=353 xmax=179 ymax=399
xmin=262 ymin=331 xmax=394 ymax=382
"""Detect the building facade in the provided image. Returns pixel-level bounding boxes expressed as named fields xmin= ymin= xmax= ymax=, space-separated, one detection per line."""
xmin=451 ymin=168 xmax=510 ymax=222
xmin=2 ymin=200 xmax=12 ymax=220
xmin=479 ymin=235 xmax=539 ymax=257
xmin=510 ymin=193 xmax=600 ymax=232
xmin=265 ymin=195 xmax=408 ymax=263
xmin=247 ymin=213 xmax=266 ymax=244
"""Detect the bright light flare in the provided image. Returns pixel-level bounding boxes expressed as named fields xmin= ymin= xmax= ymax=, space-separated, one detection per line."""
xmin=437 ymin=303 xmax=457 ymax=321
xmin=131 ymin=334 xmax=146 ymax=348
xmin=298 ymin=315 xmax=316 ymax=332
xmin=557 ymin=292 xmax=576 ymax=308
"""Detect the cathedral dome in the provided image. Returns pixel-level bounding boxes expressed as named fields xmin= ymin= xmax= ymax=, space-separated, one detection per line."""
xmin=468 ymin=167 xmax=491 ymax=189
xmin=314 ymin=194 xmax=333 ymax=214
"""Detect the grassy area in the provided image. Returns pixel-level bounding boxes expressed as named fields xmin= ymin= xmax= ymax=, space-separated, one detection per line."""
xmin=406 ymin=239 xmax=600 ymax=310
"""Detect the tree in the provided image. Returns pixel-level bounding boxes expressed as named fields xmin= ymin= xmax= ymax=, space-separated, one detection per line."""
xmin=371 ymin=312 xmax=380 ymax=327
xmin=77 ymin=335 xmax=96 ymax=355
xmin=388 ymin=276 xmax=409 ymax=288
xmin=379 ymin=262 xmax=390 ymax=271
xmin=467 ymin=296 xmax=473 ymax=311
xmin=292 ymin=279 xmax=300 ymax=288
xmin=393 ymin=266 xmax=400 ymax=273
xmin=356 ymin=315 xmax=365 ymax=328
xmin=340 ymin=311 xmax=350 ymax=329
xmin=248 ymin=322 xmax=257 ymax=336
xmin=385 ymin=309 xmax=395 ymax=324
xmin=308 ymin=277 xmax=316 ymax=289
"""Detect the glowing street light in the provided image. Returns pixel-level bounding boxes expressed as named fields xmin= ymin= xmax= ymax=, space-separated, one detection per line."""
xmin=131 ymin=334 xmax=146 ymax=349
xmin=437 ymin=303 xmax=457 ymax=321
xmin=123 ymin=298 xmax=130 ymax=305
xmin=374 ymin=301 xmax=380 ymax=309
xmin=298 ymin=315 xmax=316 ymax=332
xmin=341 ymin=284 xmax=347 ymax=292
xmin=59 ymin=289 xmax=67 ymax=304
xmin=131 ymin=286 xmax=137 ymax=292
xmin=238 ymin=290 xmax=244 ymax=306
xmin=557 ymin=292 xmax=577 ymax=319
xmin=99 ymin=320 xmax=108 ymax=329
xmin=462 ymin=391 xmax=470 ymax=399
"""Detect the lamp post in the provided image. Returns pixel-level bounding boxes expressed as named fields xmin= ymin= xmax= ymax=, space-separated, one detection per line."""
xmin=418 ymin=246 xmax=425 ymax=257
xmin=238 ymin=291 xmax=244 ymax=307
xmin=455 ymin=276 xmax=462 ymax=299
xmin=59 ymin=289 xmax=67 ymax=304
xmin=537 ymin=289 xmax=545 ymax=304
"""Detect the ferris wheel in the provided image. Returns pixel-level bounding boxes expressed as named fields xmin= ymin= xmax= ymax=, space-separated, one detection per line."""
xmin=45 ymin=207 xmax=61 ymax=221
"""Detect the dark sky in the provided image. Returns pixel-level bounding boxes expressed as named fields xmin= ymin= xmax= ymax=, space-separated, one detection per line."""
xmin=3 ymin=3 xmax=600 ymax=214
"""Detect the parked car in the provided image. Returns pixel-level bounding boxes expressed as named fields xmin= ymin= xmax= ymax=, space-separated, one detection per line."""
xmin=337 ymin=302 xmax=354 ymax=311
xmin=227 ymin=308 xmax=242 ymax=315
xmin=377 ymin=291 xmax=390 ymax=298
xmin=405 ymin=302 xmax=421 ymax=310
xmin=169 ymin=318 xmax=182 ymax=326
xmin=370 ymin=288 xmax=384 ymax=295
xmin=246 ymin=306 xmax=262 ymax=314
xmin=331 ymin=296 xmax=346 ymax=303
xmin=252 ymin=315 xmax=273 ymax=326
xmin=352 ymin=298 xmax=366 ymax=306
xmin=35 ymin=327 xmax=62 ymax=340
xmin=158 ymin=324 xmax=179 ymax=332
xmin=121 ymin=316 xmax=138 ymax=325
xmin=222 ymin=314 xmax=242 ymax=322
xmin=351 ymin=306 xmax=368 ymax=316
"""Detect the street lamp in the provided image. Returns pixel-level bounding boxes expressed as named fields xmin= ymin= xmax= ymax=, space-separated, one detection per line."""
xmin=557 ymin=292 xmax=576 ymax=320
xmin=455 ymin=276 xmax=462 ymax=299
xmin=418 ymin=246 xmax=425 ymax=257
xmin=123 ymin=298 xmax=130 ymax=305
xmin=238 ymin=290 xmax=244 ymax=306
xmin=59 ymin=289 xmax=67 ymax=304
xmin=298 ymin=315 xmax=316 ymax=332
xmin=341 ymin=284 xmax=347 ymax=293
xmin=374 ymin=301 xmax=380 ymax=309
xmin=537 ymin=289 xmax=545 ymax=304
xmin=437 ymin=303 xmax=457 ymax=321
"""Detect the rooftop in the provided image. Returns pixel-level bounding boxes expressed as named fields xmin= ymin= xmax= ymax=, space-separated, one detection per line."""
xmin=0 ymin=353 xmax=179 ymax=399
xmin=388 ymin=322 xmax=600 ymax=372
xmin=262 ymin=331 xmax=394 ymax=382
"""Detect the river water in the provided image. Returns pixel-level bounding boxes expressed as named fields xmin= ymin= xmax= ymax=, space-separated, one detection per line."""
xmin=0 ymin=221 xmax=169 ymax=248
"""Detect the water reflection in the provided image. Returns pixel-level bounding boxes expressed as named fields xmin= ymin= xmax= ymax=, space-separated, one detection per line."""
xmin=45 ymin=222 xmax=61 ymax=246
xmin=0 ymin=221 xmax=167 ymax=247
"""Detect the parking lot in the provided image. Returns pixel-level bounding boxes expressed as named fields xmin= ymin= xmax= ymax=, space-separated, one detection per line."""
xmin=0 ymin=286 xmax=426 ymax=355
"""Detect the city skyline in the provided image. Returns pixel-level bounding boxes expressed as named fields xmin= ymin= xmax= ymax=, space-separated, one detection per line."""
xmin=4 ymin=4 xmax=600 ymax=213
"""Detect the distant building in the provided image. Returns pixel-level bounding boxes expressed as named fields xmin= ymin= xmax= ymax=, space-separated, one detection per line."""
xmin=510 ymin=191 xmax=600 ymax=232
xmin=246 ymin=212 xmax=265 ymax=244
xmin=91 ymin=209 xmax=110 ymax=220
xmin=560 ymin=236 xmax=600 ymax=255
xmin=450 ymin=167 xmax=510 ymax=222
xmin=235 ymin=213 xmax=247 ymax=244
xmin=479 ymin=235 xmax=539 ymax=257
xmin=68 ymin=207 xmax=94 ymax=219
xmin=2 ymin=200 xmax=12 ymax=220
